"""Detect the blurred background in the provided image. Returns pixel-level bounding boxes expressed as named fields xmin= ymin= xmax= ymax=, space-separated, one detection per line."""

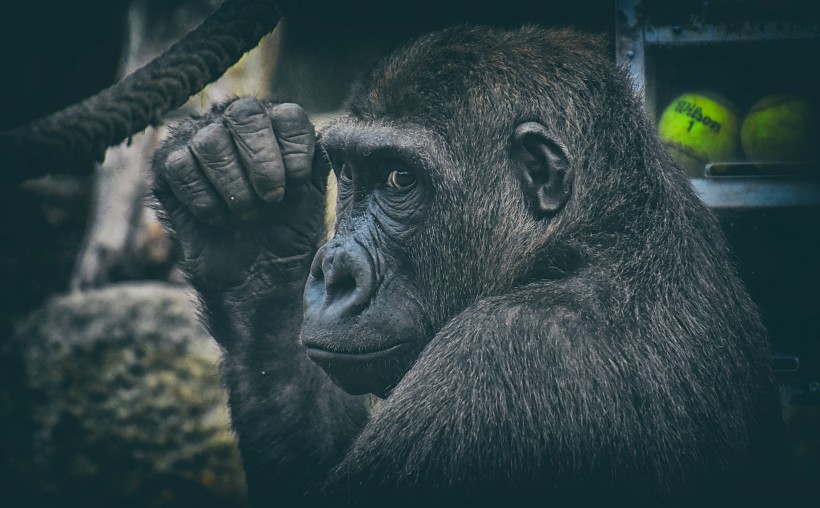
xmin=0 ymin=0 xmax=817 ymax=505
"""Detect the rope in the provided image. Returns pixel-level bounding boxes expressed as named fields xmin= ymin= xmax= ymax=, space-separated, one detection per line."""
xmin=0 ymin=0 xmax=288 ymax=187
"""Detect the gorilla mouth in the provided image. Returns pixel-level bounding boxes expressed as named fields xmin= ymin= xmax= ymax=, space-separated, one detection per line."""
xmin=305 ymin=342 xmax=409 ymax=364
xmin=305 ymin=341 xmax=414 ymax=397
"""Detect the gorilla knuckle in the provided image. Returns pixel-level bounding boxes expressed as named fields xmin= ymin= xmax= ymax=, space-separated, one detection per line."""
xmin=283 ymin=155 xmax=312 ymax=180
xmin=271 ymin=104 xmax=313 ymax=136
xmin=261 ymin=186 xmax=285 ymax=203
xmin=278 ymin=136 xmax=312 ymax=156
xmin=164 ymin=147 xmax=195 ymax=179
xmin=225 ymin=98 xmax=269 ymax=127
xmin=191 ymin=122 xmax=232 ymax=157
xmin=270 ymin=102 xmax=306 ymax=122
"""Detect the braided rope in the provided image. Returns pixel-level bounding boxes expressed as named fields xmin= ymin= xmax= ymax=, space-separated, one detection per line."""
xmin=0 ymin=0 xmax=287 ymax=187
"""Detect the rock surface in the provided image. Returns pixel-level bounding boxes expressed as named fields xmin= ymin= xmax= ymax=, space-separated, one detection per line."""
xmin=1 ymin=282 xmax=245 ymax=507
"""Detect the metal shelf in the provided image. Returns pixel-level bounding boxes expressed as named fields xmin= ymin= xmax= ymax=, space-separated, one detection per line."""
xmin=692 ymin=177 xmax=820 ymax=208
xmin=643 ymin=21 xmax=820 ymax=45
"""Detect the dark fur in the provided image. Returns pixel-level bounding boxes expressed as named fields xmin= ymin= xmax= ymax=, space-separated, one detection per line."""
xmin=153 ymin=25 xmax=783 ymax=506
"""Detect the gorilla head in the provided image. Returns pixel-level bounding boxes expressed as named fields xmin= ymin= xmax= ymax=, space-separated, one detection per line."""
xmin=303 ymin=27 xmax=649 ymax=396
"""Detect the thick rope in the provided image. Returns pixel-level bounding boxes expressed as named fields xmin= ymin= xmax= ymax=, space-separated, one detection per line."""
xmin=0 ymin=0 xmax=288 ymax=187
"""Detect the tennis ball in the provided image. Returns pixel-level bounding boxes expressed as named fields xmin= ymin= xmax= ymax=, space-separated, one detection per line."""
xmin=741 ymin=95 xmax=817 ymax=163
xmin=658 ymin=92 xmax=740 ymax=176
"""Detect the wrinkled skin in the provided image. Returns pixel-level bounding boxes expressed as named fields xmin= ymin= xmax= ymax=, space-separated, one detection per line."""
xmin=152 ymin=26 xmax=785 ymax=506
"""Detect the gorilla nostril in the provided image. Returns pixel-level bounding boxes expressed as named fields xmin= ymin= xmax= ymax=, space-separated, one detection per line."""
xmin=326 ymin=273 xmax=357 ymax=302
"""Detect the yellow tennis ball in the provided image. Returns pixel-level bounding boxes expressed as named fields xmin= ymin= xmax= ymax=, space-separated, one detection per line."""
xmin=658 ymin=92 xmax=740 ymax=175
xmin=741 ymin=95 xmax=816 ymax=163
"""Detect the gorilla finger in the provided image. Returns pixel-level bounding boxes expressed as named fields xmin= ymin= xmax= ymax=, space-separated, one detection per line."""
xmin=190 ymin=122 xmax=261 ymax=220
xmin=161 ymin=147 xmax=226 ymax=226
xmin=270 ymin=103 xmax=315 ymax=186
xmin=224 ymin=98 xmax=287 ymax=203
xmin=310 ymin=143 xmax=332 ymax=192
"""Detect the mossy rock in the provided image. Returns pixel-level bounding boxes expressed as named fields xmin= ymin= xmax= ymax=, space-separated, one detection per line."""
xmin=1 ymin=282 xmax=245 ymax=507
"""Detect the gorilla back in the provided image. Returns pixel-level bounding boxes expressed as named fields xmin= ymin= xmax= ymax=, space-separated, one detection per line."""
xmin=152 ymin=25 xmax=782 ymax=505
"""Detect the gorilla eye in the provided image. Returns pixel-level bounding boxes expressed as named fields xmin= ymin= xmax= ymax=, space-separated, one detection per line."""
xmin=386 ymin=168 xmax=416 ymax=190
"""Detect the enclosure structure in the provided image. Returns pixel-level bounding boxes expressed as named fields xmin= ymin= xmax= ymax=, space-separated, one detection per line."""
xmin=616 ymin=0 xmax=820 ymax=439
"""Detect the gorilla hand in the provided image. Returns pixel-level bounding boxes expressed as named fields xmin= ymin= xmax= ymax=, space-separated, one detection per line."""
xmin=152 ymin=98 xmax=327 ymax=291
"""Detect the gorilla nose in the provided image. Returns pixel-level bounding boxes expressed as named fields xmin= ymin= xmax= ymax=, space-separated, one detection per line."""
xmin=306 ymin=241 xmax=376 ymax=318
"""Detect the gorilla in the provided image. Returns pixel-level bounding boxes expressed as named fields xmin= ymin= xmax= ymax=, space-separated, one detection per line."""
xmin=152 ymin=25 xmax=783 ymax=505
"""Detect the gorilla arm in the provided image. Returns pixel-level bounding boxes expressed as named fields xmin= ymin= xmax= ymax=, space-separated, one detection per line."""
xmin=151 ymin=98 xmax=369 ymax=501
xmin=325 ymin=280 xmax=758 ymax=501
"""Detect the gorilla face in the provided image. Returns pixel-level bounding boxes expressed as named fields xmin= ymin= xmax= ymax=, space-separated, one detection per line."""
xmin=301 ymin=123 xmax=438 ymax=397
xmin=301 ymin=113 xmax=571 ymax=397
xmin=300 ymin=24 xmax=580 ymax=398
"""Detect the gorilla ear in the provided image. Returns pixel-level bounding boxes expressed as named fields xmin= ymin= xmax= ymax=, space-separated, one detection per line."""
xmin=511 ymin=122 xmax=571 ymax=216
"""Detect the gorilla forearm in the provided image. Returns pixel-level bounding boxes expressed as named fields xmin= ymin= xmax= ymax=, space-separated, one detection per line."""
xmin=196 ymin=267 xmax=370 ymax=502
xmin=152 ymin=98 xmax=370 ymax=501
xmin=217 ymin=295 xmax=368 ymax=501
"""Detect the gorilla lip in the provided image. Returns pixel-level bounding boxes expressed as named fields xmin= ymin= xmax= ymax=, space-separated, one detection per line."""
xmin=305 ymin=342 xmax=408 ymax=363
